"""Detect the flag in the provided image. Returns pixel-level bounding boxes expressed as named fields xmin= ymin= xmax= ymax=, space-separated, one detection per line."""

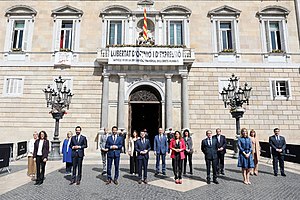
xmin=143 ymin=7 xmax=148 ymax=41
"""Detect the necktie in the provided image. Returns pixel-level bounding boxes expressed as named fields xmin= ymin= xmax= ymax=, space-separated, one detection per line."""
xmin=209 ymin=139 xmax=211 ymax=146
xmin=277 ymin=136 xmax=279 ymax=141
xmin=159 ymin=135 xmax=162 ymax=141
xmin=114 ymin=136 xmax=116 ymax=143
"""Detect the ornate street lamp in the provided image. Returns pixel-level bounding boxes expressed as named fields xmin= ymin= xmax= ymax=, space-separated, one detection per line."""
xmin=220 ymin=74 xmax=252 ymax=158
xmin=43 ymin=76 xmax=73 ymax=160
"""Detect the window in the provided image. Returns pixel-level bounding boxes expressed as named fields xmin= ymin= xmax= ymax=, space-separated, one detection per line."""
xmin=265 ymin=21 xmax=285 ymax=52
xmin=208 ymin=6 xmax=241 ymax=62
xmin=4 ymin=5 xmax=37 ymax=53
xmin=219 ymin=22 xmax=233 ymax=51
xmin=12 ymin=20 xmax=25 ymax=50
xmin=169 ymin=21 xmax=183 ymax=45
xmin=3 ymin=77 xmax=24 ymax=97
xmin=161 ymin=5 xmax=191 ymax=47
xmin=270 ymin=79 xmax=290 ymax=100
xmin=60 ymin=21 xmax=73 ymax=50
xmin=257 ymin=6 xmax=290 ymax=55
xmin=108 ymin=21 xmax=122 ymax=45
xmin=52 ymin=5 xmax=83 ymax=52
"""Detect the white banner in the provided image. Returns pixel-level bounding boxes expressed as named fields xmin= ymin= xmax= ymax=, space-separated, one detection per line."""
xmin=108 ymin=47 xmax=183 ymax=65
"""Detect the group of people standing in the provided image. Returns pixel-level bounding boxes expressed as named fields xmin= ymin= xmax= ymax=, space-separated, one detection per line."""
xmin=27 ymin=125 xmax=287 ymax=186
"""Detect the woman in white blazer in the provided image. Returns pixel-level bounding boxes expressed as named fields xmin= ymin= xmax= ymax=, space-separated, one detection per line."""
xmin=127 ymin=130 xmax=139 ymax=175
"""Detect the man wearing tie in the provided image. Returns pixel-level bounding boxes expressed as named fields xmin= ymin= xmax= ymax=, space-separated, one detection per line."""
xmin=135 ymin=131 xmax=151 ymax=184
xmin=69 ymin=126 xmax=88 ymax=185
xmin=105 ymin=126 xmax=123 ymax=185
xmin=201 ymin=130 xmax=219 ymax=184
xmin=154 ymin=128 xmax=168 ymax=175
xmin=216 ymin=128 xmax=227 ymax=175
xmin=269 ymin=128 xmax=286 ymax=176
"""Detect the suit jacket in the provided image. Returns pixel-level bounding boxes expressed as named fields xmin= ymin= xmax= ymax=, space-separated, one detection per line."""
xmin=135 ymin=138 xmax=151 ymax=160
xmin=269 ymin=135 xmax=286 ymax=155
xmin=69 ymin=134 xmax=88 ymax=158
xmin=170 ymin=138 xmax=186 ymax=159
xmin=33 ymin=139 xmax=50 ymax=160
xmin=216 ymin=134 xmax=227 ymax=154
xmin=154 ymin=134 xmax=168 ymax=154
xmin=201 ymin=136 xmax=218 ymax=160
xmin=105 ymin=134 xmax=123 ymax=158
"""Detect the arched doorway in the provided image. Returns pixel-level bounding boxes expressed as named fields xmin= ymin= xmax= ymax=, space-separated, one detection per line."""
xmin=128 ymin=85 xmax=162 ymax=149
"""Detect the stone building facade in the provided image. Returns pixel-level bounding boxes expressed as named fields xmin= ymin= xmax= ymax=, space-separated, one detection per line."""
xmin=0 ymin=0 xmax=299 ymax=152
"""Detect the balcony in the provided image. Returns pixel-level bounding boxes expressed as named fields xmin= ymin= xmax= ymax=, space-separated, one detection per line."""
xmin=96 ymin=46 xmax=194 ymax=66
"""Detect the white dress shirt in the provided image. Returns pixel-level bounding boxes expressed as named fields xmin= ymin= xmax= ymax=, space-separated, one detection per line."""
xmin=37 ymin=140 xmax=44 ymax=156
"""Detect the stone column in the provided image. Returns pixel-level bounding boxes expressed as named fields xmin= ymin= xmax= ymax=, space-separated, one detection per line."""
xmin=100 ymin=73 xmax=110 ymax=129
xmin=165 ymin=74 xmax=173 ymax=130
xmin=117 ymin=73 xmax=126 ymax=129
xmin=181 ymin=73 xmax=189 ymax=130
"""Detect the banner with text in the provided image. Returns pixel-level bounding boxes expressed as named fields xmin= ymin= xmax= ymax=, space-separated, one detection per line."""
xmin=108 ymin=47 xmax=183 ymax=65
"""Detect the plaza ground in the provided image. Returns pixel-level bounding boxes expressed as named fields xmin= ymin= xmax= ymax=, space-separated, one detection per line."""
xmin=0 ymin=152 xmax=299 ymax=200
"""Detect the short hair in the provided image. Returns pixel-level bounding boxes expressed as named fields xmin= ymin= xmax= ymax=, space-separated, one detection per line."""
xmin=274 ymin=128 xmax=280 ymax=132
xmin=112 ymin=126 xmax=118 ymax=131
xmin=206 ymin=130 xmax=212 ymax=135
xmin=75 ymin=126 xmax=82 ymax=131
xmin=216 ymin=128 xmax=221 ymax=132
xmin=38 ymin=130 xmax=48 ymax=140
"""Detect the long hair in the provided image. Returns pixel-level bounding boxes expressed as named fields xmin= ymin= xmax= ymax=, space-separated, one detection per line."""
xmin=249 ymin=129 xmax=256 ymax=138
xmin=174 ymin=131 xmax=182 ymax=140
xmin=240 ymin=128 xmax=248 ymax=138
xmin=183 ymin=129 xmax=190 ymax=137
xmin=131 ymin=130 xmax=138 ymax=138
xmin=38 ymin=130 xmax=48 ymax=140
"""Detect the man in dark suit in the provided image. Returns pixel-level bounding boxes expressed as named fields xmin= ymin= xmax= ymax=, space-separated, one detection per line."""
xmin=69 ymin=126 xmax=88 ymax=185
xmin=154 ymin=128 xmax=168 ymax=175
xmin=269 ymin=128 xmax=286 ymax=176
xmin=105 ymin=126 xmax=123 ymax=185
xmin=201 ymin=130 xmax=219 ymax=184
xmin=216 ymin=128 xmax=226 ymax=175
xmin=135 ymin=131 xmax=151 ymax=184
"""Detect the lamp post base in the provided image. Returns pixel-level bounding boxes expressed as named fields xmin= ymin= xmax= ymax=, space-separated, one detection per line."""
xmin=49 ymin=140 xmax=61 ymax=160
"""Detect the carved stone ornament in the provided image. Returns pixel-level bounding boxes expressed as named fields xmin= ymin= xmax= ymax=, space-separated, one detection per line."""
xmin=130 ymin=90 xmax=159 ymax=101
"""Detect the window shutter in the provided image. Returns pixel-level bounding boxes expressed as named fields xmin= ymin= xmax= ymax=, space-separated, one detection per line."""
xmin=231 ymin=21 xmax=236 ymax=51
xmin=23 ymin=20 xmax=29 ymax=51
xmin=279 ymin=21 xmax=285 ymax=52
xmin=54 ymin=20 xmax=62 ymax=51
xmin=71 ymin=20 xmax=76 ymax=51
xmin=285 ymin=80 xmax=290 ymax=98
xmin=10 ymin=19 xmax=15 ymax=50
xmin=117 ymin=22 xmax=122 ymax=45
xmin=216 ymin=21 xmax=220 ymax=52
xmin=271 ymin=80 xmax=276 ymax=100
xmin=264 ymin=21 xmax=270 ymax=52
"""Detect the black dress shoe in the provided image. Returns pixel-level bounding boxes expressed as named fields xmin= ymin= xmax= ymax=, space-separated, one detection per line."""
xmin=155 ymin=172 xmax=159 ymax=175
xmin=138 ymin=180 xmax=142 ymax=184
xmin=76 ymin=181 xmax=80 ymax=185
xmin=281 ymin=173 xmax=286 ymax=177
xmin=213 ymin=180 xmax=219 ymax=184
xmin=69 ymin=181 xmax=75 ymax=185
xmin=143 ymin=179 xmax=148 ymax=184
xmin=34 ymin=181 xmax=41 ymax=185
xmin=101 ymin=171 xmax=107 ymax=175
xmin=162 ymin=172 xmax=166 ymax=175
xmin=207 ymin=179 xmax=211 ymax=184
xmin=106 ymin=180 xmax=111 ymax=185
xmin=113 ymin=180 xmax=119 ymax=185
xmin=274 ymin=173 xmax=278 ymax=176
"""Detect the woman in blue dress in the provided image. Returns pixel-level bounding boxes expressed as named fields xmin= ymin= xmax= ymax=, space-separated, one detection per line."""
xmin=62 ymin=131 xmax=73 ymax=174
xmin=238 ymin=128 xmax=254 ymax=185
